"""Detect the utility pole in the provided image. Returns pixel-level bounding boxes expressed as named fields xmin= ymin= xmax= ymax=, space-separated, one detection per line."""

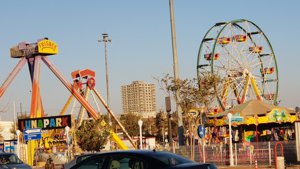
xmin=98 ymin=33 xmax=112 ymax=124
xmin=169 ymin=0 xmax=184 ymax=145
xmin=165 ymin=96 xmax=174 ymax=152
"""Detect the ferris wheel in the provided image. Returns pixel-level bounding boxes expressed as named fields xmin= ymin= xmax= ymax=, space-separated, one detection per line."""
xmin=197 ymin=19 xmax=279 ymax=111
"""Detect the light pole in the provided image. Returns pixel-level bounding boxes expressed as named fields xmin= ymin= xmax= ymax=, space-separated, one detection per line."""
xmin=16 ymin=130 xmax=20 ymax=158
xmin=138 ymin=119 xmax=143 ymax=150
xmin=165 ymin=96 xmax=173 ymax=150
xmin=227 ymin=113 xmax=234 ymax=166
xmin=169 ymin=0 xmax=184 ymax=146
xmin=65 ymin=126 xmax=70 ymax=161
xmin=98 ymin=33 xmax=112 ymax=124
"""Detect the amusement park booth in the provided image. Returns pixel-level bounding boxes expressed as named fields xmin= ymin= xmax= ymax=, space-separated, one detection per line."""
xmin=208 ymin=100 xmax=297 ymax=143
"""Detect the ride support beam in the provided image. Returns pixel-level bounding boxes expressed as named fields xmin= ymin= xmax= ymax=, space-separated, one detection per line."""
xmin=250 ymin=77 xmax=263 ymax=101
xmin=220 ymin=79 xmax=229 ymax=110
xmin=60 ymin=94 xmax=75 ymax=115
xmin=92 ymin=88 xmax=136 ymax=149
xmin=77 ymin=87 xmax=90 ymax=126
xmin=0 ymin=58 xmax=27 ymax=98
xmin=231 ymin=82 xmax=241 ymax=104
xmin=110 ymin=131 xmax=129 ymax=150
xmin=29 ymin=56 xmax=44 ymax=118
xmin=41 ymin=57 xmax=100 ymax=119
xmin=241 ymin=75 xmax=251 ymax=104
xmin=60 ymin=81 xmax=81 ymax=115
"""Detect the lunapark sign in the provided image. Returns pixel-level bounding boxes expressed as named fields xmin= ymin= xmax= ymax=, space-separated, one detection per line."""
xmin=18 ymin=115 xmax=71 ymax=131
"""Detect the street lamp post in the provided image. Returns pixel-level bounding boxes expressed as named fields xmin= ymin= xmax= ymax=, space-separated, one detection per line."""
xmin=138 ymin=119 xmax=143 ymax=150
xmin=169 ymin=0 xmax=184 ymax=146
xmin=16 ymin=130 xmax=20 ymax=158
xmin=98 ymin=33 xmax=112 ymax=124
xmin=165 ymin=96 xmax=173 ymax=151
xmin=227 ymin=113 xmax=234 ymax=166
xmin=65 ymin=126 xmax=70 ymax=161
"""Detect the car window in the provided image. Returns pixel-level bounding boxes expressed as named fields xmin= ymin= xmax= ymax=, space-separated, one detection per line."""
xmin=0 ymin=154 xmax=22 ymax=164
xmin=74 ymin=156 xmax=105 ymax=169
xmin=108 ymin=156 xmax=147 ymax=169
xmin=77 ymin=155 xmax=92 ymax=163
xmin=152 ymin=153 xmax=193 ymax=167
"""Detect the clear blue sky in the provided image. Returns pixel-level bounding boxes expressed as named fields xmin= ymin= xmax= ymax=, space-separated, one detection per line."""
xmin=0 ymin=1 xmax=299 ymax=121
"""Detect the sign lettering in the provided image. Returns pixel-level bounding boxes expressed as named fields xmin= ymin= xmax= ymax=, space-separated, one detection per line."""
xmin=37 ymin=39 xmax=58 ymax=54
xmin=18 ymin=115 xmax=71 ymax=131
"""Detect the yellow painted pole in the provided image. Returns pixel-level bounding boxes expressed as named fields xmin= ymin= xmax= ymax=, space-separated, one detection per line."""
xmin=220 ymin=79 xmax=229 ymax=107
xmin=60 ymin=94 xmax=75 ymax=115
xmin=241 ymin=75 xmax=250 ymax=103
xmin=231 ymin=82 xmax=240 ymax=104
xmin=93 ymin=88 xmax=136 ymax=149
xmin=77 ymin=87 xmax=90 ymax=126
xmin=110 ymin=131 xmax=128 ymax=150
xmin=250 ymin=77 xmax=263 ymax=101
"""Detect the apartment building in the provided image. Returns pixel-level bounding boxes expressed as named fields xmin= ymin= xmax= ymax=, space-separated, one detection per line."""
xmin=121 ymin=81 xmax=156 ymax=117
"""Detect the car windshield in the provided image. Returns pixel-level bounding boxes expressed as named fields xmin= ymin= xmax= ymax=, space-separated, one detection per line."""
xmin=77 ymin=154 xmax=93 ymax=163
xmin=0 ymin=154 xmax=23 ymax=164
xmin=152 ymin=152 xmax=194 ymax=167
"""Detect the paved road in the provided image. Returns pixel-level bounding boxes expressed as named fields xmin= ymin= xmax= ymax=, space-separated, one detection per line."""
xmin=32 ymin=164 xmax=300 ymax=169
xmin=218 ymin=165 xmax=300 ymax=169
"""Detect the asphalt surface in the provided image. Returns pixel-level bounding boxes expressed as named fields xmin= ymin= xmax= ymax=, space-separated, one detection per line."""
xmin=32 ymin=164 xmax=300 ymax=169
xmin=218 ymin=165 xmax=300 ymax=169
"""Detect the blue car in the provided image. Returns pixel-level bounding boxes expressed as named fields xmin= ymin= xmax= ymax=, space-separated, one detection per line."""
xmin=70 ymin=150 xmax=217 ymax=169
xmin=0 ymin=152 xmax=31 ymax=169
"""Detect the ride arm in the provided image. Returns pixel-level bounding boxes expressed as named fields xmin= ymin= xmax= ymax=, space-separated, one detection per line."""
xmin=77 ymin=87 xmax=90 ymax=126
xmin=0 ymin=58 xmax=27 ymax=98
xmin=42 ymin=57 xmax=100 ymax=119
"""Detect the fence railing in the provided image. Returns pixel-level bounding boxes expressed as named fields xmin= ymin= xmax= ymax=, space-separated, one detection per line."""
xmin=171 ymin=140 xmax=297 ymax=166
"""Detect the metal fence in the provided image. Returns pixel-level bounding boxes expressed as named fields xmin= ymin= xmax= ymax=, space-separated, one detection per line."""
xmin=172 ymin=140 xmax=298 ymax=166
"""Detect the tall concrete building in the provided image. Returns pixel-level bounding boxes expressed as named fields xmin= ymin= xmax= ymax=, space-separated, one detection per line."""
xmin=121 ymin=81 xmax=156 ymax=117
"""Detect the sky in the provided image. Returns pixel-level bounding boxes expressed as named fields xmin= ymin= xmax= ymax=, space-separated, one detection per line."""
xmin=0 ymin=1 xmax=299 ymax=121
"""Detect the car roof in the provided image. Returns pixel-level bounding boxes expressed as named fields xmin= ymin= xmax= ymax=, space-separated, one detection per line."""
xmin=96 ymin=150 xmax=174 ymax=155
xmin=0 ymin=152 xmax=16 ymax=155
xmin=89 ymin=150 xmax=193 ymax=162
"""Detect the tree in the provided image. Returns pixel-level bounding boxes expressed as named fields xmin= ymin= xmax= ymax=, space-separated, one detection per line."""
xmin=142 ymin=117 xmax=157 ymax=137
xmin=120 ymin=113 xmax=142 ymax=137
xmin=155 ymin=110 xmax=167 ymax=143
xmin=156 ymin=73 xmax=220 ymax=145
xmin=157 ymin=73 xmax=220 ymax=114
xmin=120 ymin=113 xmax=158 ymax=140
xmin=76 ymin=118 xmax=110 ymax=152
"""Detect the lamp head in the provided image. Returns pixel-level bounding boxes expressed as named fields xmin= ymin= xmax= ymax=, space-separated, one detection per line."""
xmin=138 ymin=119 xmax=143 ymax=126
xmin=227 ymin=112 xmax=232 ymax=119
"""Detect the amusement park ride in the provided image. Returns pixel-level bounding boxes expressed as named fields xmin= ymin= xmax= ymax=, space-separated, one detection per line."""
xmin=0 ymin=19 xmax=284 ymax=165
xmin=0 ymin=38 xmax=135 ymax=164
xmin=197 ymin=19 xmax=279 ymax=113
